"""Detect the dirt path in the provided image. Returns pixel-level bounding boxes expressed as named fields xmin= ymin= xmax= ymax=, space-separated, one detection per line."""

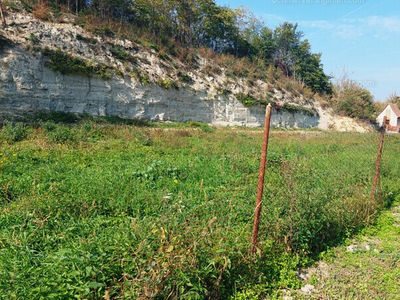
xmin=280 ymin=204 xmax=400 ymax=299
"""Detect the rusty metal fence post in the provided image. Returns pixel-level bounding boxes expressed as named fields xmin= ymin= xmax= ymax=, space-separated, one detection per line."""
xmin=251 ymin=104 xmax=272 ymax=255
xmin=371 ymin=128 xmax=385 ymax=201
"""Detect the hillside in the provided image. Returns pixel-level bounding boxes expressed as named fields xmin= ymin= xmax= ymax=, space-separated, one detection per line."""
xmin=0 ymin=4 xmax=370 ymax=131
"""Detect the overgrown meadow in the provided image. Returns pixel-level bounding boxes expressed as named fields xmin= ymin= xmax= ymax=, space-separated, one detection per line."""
xmin=0 ymin=117 xmax=399 ymax=299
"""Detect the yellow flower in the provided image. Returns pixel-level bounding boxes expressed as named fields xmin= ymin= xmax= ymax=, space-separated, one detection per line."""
xmin=174 ymin=180 xmax=178 ymax=184
xmin=13 ymin=154 xmax=17 ymax=157
xmin=0 ymin=153 xmax=3 ymax=156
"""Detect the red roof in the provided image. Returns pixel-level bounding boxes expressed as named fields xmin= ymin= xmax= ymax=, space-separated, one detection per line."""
xmin=388 ymin=104 xmax=400 ymax=118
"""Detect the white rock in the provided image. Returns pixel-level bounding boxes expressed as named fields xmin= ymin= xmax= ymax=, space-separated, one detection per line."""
xmin=346 ymin=245 xmax=357 ymax=252
xmin=0 ymin=10 xmax=368 ymax=131
xmin=301 ymin=284 xmax=315 ymax=294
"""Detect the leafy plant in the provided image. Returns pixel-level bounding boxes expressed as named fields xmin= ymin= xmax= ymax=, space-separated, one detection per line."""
xmin=331 ymin=78 xmax=375 ymax=120
xmin=29 ymin=33 xmax=39 ymax=44
xmin=177 ymin=71 xmax=194 ymax=84
xmin=157 ymin=78 xmax=179 ymax=90
xmin=0 ymin=122 xmax=394 ymax=299
xmin=282 ymin=103 xmax=318 ymax=116
xmin=42 ymin=48 xmax=113 ymax=79
xmin=130 ymin=67 xmax=151 ymax=84
xmin=109 ymin=46 xmax=137 ymax=64
xmin=0 ymin=121 xmax=29 ymax=142
xmin=235 ymin=93 xmax=258 ymax=107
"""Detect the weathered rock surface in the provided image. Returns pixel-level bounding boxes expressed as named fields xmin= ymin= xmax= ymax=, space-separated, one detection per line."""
xmin=0 ymin=10 xmax=362 ymax=130
xmin=0 ymin=43 xmax=320 ymax=127
xmin=0 ymin=49 xmax=319 ymax=128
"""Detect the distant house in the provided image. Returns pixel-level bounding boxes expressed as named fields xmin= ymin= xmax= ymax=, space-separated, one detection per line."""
xmin=376 ymin=104 xmax=400 ymax=132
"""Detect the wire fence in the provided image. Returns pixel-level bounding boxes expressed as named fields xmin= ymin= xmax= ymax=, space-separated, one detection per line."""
xmin=255 ymin=129 xmax=388 ymax=255
xmin=1 ymin=120 xmax=400 ymax=298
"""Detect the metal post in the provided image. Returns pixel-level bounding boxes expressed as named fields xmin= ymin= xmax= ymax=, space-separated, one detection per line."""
xmin=251 ymin=104 xmax=272 ymax=255
xmin=371 ymin=128 xmax=385 ymax=201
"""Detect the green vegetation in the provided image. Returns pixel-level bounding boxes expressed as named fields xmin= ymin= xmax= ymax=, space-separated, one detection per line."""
xmin=28 ymin=33 xmax=39 ymax=44
xmin=157 ymin=77 xmax=179 ymax=90
xmin=0 ymin=121 xmax=30 ymax=142
xmin=5 ymin=0 xmax=383 ymax=120
xmin=109 ymin=46 xmax=137 ymax=64
xmin=234 ymin=95 xmax=317 ymax=116
xmin=236 ymin=93 xmax=259 ymax=107
xmin=130 ymin=67 xmax=151 ymax=84
xmin=13 ymin=0 xmax=332 ymax=95
xmin=283 ymin=200 xmax=400 ymax=299
xmin=282 ymin=103 xmax=318 ymax=116
xmin=177 ymin=71 xmax=194 ymax=84
xmin=330 ymin=77 xmax=376 ymax=120
xmin=42 ymin=48 xmax=113 ymax=79
xmin=235 ymin=93 xmax=268 ymax=107
xmin=0 ymin=118 xmax=398 ymax=298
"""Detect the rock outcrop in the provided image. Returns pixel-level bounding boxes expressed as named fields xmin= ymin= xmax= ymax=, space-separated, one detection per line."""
xmin=0 ymin=10 xmax=333 ymax=129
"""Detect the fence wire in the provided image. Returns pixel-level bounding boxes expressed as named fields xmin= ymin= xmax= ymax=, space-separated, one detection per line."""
xmin=1 ymin=122 xmax=400 ymax=298
xmin=255 ymin=130 xmax=394 ymax=255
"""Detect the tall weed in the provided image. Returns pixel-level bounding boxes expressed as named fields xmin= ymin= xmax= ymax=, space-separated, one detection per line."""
xmin=0 ymin=125 xmax=395 ymax=299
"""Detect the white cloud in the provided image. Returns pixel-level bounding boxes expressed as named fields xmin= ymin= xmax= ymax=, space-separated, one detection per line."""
xmin=299 ymin=20 xmax=334 ymax=30
xmin=259 ymin=13 xmax=287 ymax=27
xmin=362 ymin=16 xmax=400 ymax=34
xmin=300 ymin=15 xmax=400 ymax=40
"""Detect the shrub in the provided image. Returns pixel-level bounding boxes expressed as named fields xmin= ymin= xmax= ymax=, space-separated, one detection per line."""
xmin=42 ymin=48 xmax=113 ymax=79
xmin=236 ymin=93 xmax=258 ymax=107
xmin=29 ymin=33 xmax=39 ymax=45
xmin=331 ymin=78 xmax=375 ymax=120
xmin=46 ymin=125 xmax=75 ymax=143
xmin=32 ymin=1 xmax=51 ymax=21
xmin=34 ymin=111 xmax=81 ymax=124
xmin=157 ymin=78 xmax=179 ymax=90
xmin=41 ymin=120 xmax=58 ymax=132
xmin=130 ymin=67 xmax=151 ymax=84
xmin=185 ymin=121 xmax=214 ymax=132
xmin=177 ymin=71 xmax=193 ymax=84
xmin=282 ymin=103 xmax=318 ymax=116
xmin=114 ymin=69 xmax=124 ymax=78
xmin=109 ymin=46 xmax=137 ymax=64
xmin=94 ymin=27 xmax=115 ymax=37
xmin=157 ymin=49 xmax=170 ymax=61
xmin=0 ymin=121 xmax=29 ymax=143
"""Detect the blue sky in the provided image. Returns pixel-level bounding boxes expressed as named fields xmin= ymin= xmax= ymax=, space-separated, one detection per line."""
xmin=215 ymin=0 xmax=400 ymax=101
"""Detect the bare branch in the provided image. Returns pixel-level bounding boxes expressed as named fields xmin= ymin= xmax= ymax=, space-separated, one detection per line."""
xmin=0 ymin=0 xmax=6 ymax=26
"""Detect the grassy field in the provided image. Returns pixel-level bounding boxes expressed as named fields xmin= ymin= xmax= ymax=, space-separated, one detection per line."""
xmin=282 ymin=202 xmax=400 ymax=299
xmin=0 ymin=118 xmax=399 ymax=299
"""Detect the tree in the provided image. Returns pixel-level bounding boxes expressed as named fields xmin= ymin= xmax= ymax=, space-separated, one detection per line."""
xmin=386 ymin=92 xmax=400 ymax=107
xmin=202 ymin=4 xmax=233 ymax=51
xmin=273 ymin=22 xmax=303 ymax=76
xmin=331 ymin=77 xmax=375 ymax=120
xmin=0 ymin=0 xmax=6 ymax=26
xmin=258 ymin=27 xmax=276 ymax=63
xmin=294 ymin=40 xmax=332 ymax=94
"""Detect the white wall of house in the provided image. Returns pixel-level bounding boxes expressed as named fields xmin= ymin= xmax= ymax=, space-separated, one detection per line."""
xmin=376 ymin=105 xmax=399 ymax=127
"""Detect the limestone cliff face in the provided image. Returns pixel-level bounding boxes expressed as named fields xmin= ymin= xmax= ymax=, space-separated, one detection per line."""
xmin=0 ymin=11 xmax=319 ymax=128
